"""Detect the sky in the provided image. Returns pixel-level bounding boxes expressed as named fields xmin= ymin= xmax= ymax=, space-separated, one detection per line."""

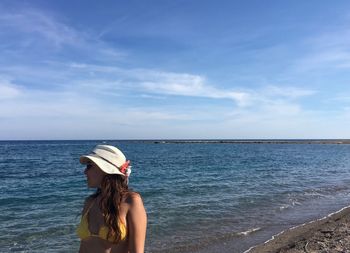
xmin=1 ymin=0 xmax=350 ymax=140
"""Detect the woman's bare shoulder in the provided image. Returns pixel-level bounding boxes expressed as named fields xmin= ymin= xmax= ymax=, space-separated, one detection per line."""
xmin=125 ymin=192 xmax=147 ymax=225
xmin=125 ymin=192 xmax=144 ymax=206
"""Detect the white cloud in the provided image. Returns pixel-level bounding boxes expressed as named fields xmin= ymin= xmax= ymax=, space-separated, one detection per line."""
xmin=140 ymin=72 xmax=252 ymax=106
xmin=329 ymin=95 xmax=350 ymax=102
xmin=263 ymin=85 xmax=316 ymax=99
xmin=0 ymin=7 xmax=124 ymax=60
xmin=0 ymin=60 xmax=318 ymax=112
xmin=0 ymin=10 xmax=80 ymax=48
xmin=0 ymin=78 xmax=22 ymax=100
xmin=1 ymin=5 xmax=347 ymax=139
xmin=0 ymin=78 xmax=347 ymax=139
xmin=0 ymin=7 xmax=317 ymax=110
xmin=296 ymin=49 xmax=350 ymax=71
xmin=295 ymin=29 xmax=350 ymax=71
xmin=57 ymin=63 xmax=253 ymax=107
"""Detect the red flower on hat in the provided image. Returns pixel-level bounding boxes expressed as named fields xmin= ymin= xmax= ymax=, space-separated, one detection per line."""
xmin=119 ymin=160 xmax=130 ymax=175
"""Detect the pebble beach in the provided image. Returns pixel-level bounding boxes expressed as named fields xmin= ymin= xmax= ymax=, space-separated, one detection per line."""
xmin=247 ymin=205 xmax=350 ymax=253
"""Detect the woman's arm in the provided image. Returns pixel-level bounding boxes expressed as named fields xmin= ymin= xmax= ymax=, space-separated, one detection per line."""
xmin=127 ymin=193 xmax=147 ymax=253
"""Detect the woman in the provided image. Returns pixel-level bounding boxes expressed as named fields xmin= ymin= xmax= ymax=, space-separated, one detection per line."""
xmin=77 ymin=145 xmax=147 ymax=253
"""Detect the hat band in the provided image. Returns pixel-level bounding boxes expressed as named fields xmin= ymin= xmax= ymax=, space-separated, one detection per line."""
xmin=92 ymin=151 xmax=120 ymax=169
xmin=93 ymin=148 xmax=124 ymax=167
xmin=92 ymin=151 xmax=129 ymax=176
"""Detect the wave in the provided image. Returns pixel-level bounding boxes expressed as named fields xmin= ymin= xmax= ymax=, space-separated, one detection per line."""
xmin=237 ymin=227 xmax=261 ymax=236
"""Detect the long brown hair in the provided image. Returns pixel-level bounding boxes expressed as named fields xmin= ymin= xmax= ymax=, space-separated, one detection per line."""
xmin=90 ymin=174 xmax=129 ymax=243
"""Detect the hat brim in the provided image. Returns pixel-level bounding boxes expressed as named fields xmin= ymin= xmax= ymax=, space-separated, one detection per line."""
xmin=80 ymin=154 xmax=125 ymax=176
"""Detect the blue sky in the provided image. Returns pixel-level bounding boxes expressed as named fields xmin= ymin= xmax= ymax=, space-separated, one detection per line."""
xmin=1 ymin=0 xmax=350 ymax=139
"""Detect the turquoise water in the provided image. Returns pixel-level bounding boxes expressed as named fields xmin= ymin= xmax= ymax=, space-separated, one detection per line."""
xmin=1 ymin=141 xmax=350 ymax=252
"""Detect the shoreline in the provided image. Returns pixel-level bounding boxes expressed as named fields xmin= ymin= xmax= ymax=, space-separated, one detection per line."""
xmin=245 ymin=204 xmax=350 ymax=253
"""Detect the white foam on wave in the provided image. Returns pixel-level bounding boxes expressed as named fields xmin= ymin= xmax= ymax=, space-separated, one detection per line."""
xmin=243 ymin=204 xmax=350 ymax=253
xmin=237 ymin=227 xmax=261 ymax=236
xmin=279 ymin=204 xmax=289 ymax=210
xmin=279 ymin=199 xmax=302 ymax=211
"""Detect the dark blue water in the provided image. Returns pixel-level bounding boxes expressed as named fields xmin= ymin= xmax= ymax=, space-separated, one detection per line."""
xmin=1 ymin=141 xmax=350 ymax=252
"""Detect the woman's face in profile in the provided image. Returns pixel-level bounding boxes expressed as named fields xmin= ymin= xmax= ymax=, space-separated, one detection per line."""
xmin=84 ymin=162 xmax=105 ymax=188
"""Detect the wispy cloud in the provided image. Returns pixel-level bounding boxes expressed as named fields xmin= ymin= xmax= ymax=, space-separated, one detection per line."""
xmin=1 ymin=59 xmax=318 ymax=109
xmin=294 ymin=28 xmax=350 ymax=71
xmin=0 ymin=77 xmax=22 ymax=100
xmin=1 ymin=3 xmax=349 ymax=139
xmin=0 ymin=10 xmax=80 ymax=48
xmin=0 ymin=63 xmax=346 ymax=139
xmin=262 ymin=86 xmax=316 ymax=99
xmin=0 ymin=6 xmax=318 ymax=109
xmin=330 ymin=95 xmax=350 ymax=102
xmin=56 ymin=62 xmax=317 ymax=108
xmin=0 ymin=7 xmax=124 ymax=60
xmin=139 ymin=72 xmax=251 ymax=106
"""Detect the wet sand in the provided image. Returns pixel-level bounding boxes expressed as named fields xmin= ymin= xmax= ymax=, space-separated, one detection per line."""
xmin=246 ymin=205 xmax=350 ymax=253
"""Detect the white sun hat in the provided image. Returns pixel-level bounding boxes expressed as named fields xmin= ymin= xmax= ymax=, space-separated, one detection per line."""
xmin=80 ymin=145 xmax=131 ymax=177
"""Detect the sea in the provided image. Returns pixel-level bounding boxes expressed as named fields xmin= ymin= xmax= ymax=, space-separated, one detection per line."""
xmin=1 ymin=140 xmax=350 ymax=253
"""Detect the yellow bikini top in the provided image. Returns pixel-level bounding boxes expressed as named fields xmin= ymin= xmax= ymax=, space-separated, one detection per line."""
xmin=76 ymin=200 xmax=127 ymax=243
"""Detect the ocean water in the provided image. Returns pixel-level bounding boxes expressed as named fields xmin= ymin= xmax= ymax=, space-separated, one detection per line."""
xmin=1 ymin=141 xmax=350 ymax=253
